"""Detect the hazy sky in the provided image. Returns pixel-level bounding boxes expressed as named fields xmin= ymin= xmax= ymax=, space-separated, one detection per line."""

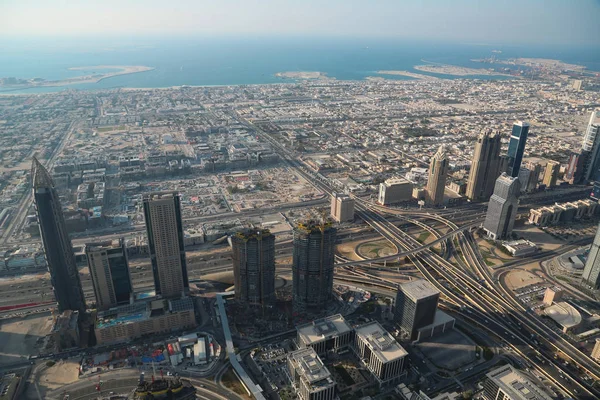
xmin=1 ymin=0 xmax=599 ymax=45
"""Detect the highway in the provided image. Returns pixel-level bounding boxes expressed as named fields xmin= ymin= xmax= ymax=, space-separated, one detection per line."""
xmin=241 ymin=113 xmax=600 ymax=399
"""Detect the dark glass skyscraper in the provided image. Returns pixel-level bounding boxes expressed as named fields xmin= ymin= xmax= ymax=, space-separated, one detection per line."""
xmin=506 ymin=121 xmax=529 ymax=178
xmin=292 ymin=221 xmax=336 ymax=312
xmin=32 ymin=157 xmax=86 ymax=313
xmin=143 ymin=192 xmax=189 ymax=298
xmin=231 ymin=229 xmax=276 ymax=307
xmin=86 ymin=238 xmax=133 ymax=310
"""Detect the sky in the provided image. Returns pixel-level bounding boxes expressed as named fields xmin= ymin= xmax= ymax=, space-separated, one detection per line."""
xmin=1 ymin=0 xmax=599 ymax=46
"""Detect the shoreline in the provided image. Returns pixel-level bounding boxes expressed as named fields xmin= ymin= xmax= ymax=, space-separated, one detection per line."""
xmin=376 ymin=70 xmax=441 ymax=80
xmin=0 ymin=65 xmax=155 ymax=90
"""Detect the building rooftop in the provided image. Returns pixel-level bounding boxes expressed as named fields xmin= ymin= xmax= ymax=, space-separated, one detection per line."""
xmin=297 ymin=314 xmax=352 ymax=345
xmin=96 ymin=297 xmax=193 ymax=329
xmin=486 ymin=365 xmax=552 ymax=400
xmin=143 ymin=191 xmax=179 ymax=201
xmin=384 ymin=177 xmax=411 ymax=186
xmin=288 ymin=347 xmax=331 ymax=384
xmin=400 ymin=279 xmax=440 ymax=302
xmin=417 ymin=310 xmax=455 ymax=333
xmin=544 ymin=301 xmax=582 ymax=329
xmin=355 ymin=321 xmax=408 ymax=363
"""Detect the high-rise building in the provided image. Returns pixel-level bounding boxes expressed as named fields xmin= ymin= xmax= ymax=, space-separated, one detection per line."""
xmin=517 ymin=167 xmax=531 ymax=193
xmin=592 ymin=339 xmax=600 ymax=361
xmin=542 ymin=160 xmax=560 ymax=188
xmin=466 ymin=129 xmax=502 ymax=201
xmin=287 ymin=347 xmax=336 ymax=400
xmin=32 ymin=158 xmax=86 ymax=313
xmin=483 ymin=173 xmax=521 ymax=240
xmin=143 ymin=192 xmax=189 ymax=298
xmin=394 ymin=280 xmax=440 ymax=339
xmin=292 ymin=221 xmax=336 ymax=312
xmin=483 ymin=365 xmax=552 ymax=400
xmin=425 ymin=145 xmax=448 ymax=206
xmin=582 ymin=110 xmax=600 ymax=182
xmin=506 ymin=121 xmax=529 ymax=178
xmin=499 ymin=155 xmax=510 ymax=175
xmin=85 ymin=239 xmax=133 ymax=311
xmin=582 ymin=222 xmax=600 ymax=289
xmin=330 ymin=192 xmax=354 ymax=222
xmin=564 ymin=152 xmax=586 ymax=184
xmin=524 ymin=161 xmax=541 ymax=192
xmin=231 ymin=229 xmax=276 ymax=307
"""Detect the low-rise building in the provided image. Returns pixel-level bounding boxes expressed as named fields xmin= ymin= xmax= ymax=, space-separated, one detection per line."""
xmin=501 ymin=240 xmax=538 ymax=257
xmin=296 ymin=314 xmax=354 ymax=355
xmin=287 ymin=347 xmax=336 ymax=400
xmin=95 ymin=297 xmax=196 ymax=345
xmin=542 ymin=288 xmax=562 ymax=306
xmin=483 ymin=365 xmax=552 ymax=400
xmin=378 ymin=178 xmax=413 ymax=205
xmin=353 ymin=321 xmax=408 ymax=386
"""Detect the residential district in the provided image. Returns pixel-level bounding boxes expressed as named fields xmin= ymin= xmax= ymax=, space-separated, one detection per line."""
xmin=0 ymin=62 xmax=600 ymax=400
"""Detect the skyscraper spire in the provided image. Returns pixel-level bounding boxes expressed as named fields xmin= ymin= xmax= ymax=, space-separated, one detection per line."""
xmin=31 ymin=156 xmax=55 ymax=189
xmin=426 ymin=145 xmax=448 ymax=206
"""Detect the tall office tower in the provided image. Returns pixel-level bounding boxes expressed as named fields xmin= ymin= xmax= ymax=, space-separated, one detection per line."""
xmin=32 ymin=158 xmax=86 ymax=313
xmin=425 ymin=145 xmax=448 ymax=206
xmin=542 ymin=160 xmax=560 ymax=188
xmin=483 ymin=173 xmax=521 ymax=240
xmin=498 ymin=155 xmax=510 ymax=175
xmin=292 ymin=221 xmax=336 ymax=312
xmin=85 ymin=239 xmax=133 ymax=311
xmin=231 ymin=229 xmax=276 ymax=307
xmin=466 ymin=129 xmax=502 ymax=201
xmin=525 ymin=161 xmax=541 ymax=192
xmin=582 ymin=110 xmax=600 ymax=182
xmin=517 ymin=167 xmax=531 ymax=193
xmin=564 ymin=152 xmax=586 ymax=184
xmin=330 ymin=192 xmax=355 ymax=222
xmin=143 ymin=192 xmax=189 ymax=298
xmin=483 ymin=365 xmax=552 ymax=400
xmin=506 ymin=121 xmax=530 ymax=178
xmin=394 ymin=280 xmax=440 ymax=340
xmin=582 ymin=222 xmax=600 ymax=289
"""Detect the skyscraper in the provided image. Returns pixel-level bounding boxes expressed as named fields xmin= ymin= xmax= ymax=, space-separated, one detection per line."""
xmin=425 ymin=145 xmax=448 ymax=206
xmin=32 ymin=157 xmax=86 ymax=313
xmin=292 ymin=221 xmax=336 ymax=312
xmin=330 ymin=192 xmax=355 ymax=222
xmin=582 ymin=110 xmax=600 ymax=182
xmin=394 ymin=280 xmax=440 ymax=340
xmin=524 ymin=161 xmax=541 ymax=192
xmin=506 ymin=121 xmax=529 ymax=178
xmin=582 ymin=222 xmax=600 ymax=289
xmin=564 ymin=152 xmax=586 ymax=184
xmin=466 ymin=129 xmax=502 ymax=201
xmin=86 ymin=238 xmax=133 ymax=310
xmin=231 ymin=229 xmax=276 ymax=307
xmin=483 ymin=173 xmax=521 ymax=240
xmin=143 ymin=192 xmax=189 ymax=298
xmin=542 ymin=160 xmax=560 ymax=188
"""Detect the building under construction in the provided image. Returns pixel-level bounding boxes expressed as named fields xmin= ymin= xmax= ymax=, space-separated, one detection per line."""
xmin=231 ymin=229 xmax=276 ymax=307
xmin=292 ymin=220 xmax=337 ymax=313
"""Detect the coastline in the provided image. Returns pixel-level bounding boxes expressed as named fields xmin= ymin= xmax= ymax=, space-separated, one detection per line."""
xmin=0 ymin=65 xmax=155 ymax=90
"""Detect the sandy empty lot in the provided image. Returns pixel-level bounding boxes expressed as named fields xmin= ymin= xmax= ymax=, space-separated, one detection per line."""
xmin=0 ymin=313 xmax=53 ymax=364
xmin=504 ymin=269 xmax=544 ymax=291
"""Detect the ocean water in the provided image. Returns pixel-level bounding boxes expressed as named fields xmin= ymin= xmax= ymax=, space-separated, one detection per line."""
xmin=0 ymin=36 xmax=599 ymax=93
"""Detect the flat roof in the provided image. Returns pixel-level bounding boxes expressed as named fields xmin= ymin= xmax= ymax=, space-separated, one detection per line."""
xmin=385 ymin=178 xmax=411 ymax=186
xmin=544 ymin=302 xmax=582 ymax=329
xmin=355 ymin=321 xmax=407 ymax=363
xmin=400 ymin=279 xmax=440 ymax=302
xmin=486 ymin=365 xmax=552 ymax=400
xmin=297 ymin=314 xmax=352 ymax=345
xmin=288 ymin=348 xmax=331 ymax=384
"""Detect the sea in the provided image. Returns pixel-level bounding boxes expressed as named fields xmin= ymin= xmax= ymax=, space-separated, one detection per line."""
xmin=1 ymin=36 xmax=599 ymax=94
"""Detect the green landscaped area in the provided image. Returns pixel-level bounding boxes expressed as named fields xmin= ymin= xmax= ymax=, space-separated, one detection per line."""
xmin=97 ymin=125 xmax=126 ymax=132
xmin=416 ymin=231 xmax=431 ymax=243
xmin=357 ymin=240 xmax=397 ymax=259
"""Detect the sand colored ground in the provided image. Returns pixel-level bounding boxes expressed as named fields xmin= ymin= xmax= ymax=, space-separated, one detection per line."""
xmin=513 ymin=225 xmax=564 ymax=251
xmin=37 ymin=360 xmax=80 ymax=392
xmin=337 ymin=239 xmax=377 ymax=261
xmin=357 ymin=240 xmax=398 ymax=259
xmin=0 ymin=313 xmax=53 ymax=364
xmin=504 ymin=269 xmax=544 ymax=291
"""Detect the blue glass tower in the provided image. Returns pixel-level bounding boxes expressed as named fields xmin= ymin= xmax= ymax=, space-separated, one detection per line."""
xmin=507 ymin=121 xmax=529 ymax=178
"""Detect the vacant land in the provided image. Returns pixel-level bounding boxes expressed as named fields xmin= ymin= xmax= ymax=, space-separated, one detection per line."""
xmin=0 ymin=313 xmax=53 ymax=364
